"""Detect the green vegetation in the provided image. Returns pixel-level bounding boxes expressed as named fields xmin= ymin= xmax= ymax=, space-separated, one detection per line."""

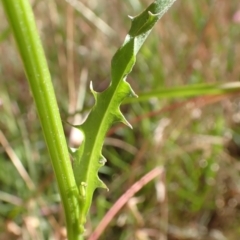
xmin=1 ymin=0 xmax=240 ymax=239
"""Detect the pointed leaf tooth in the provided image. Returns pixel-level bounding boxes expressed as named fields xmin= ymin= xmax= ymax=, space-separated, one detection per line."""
xmin=96 ymin=178 xmax=109 ymax=190
xmin=148 ymin=10 xmax=159 ymax=18
xmin=98 ymin=155 xmax=107 ymax=166
xmin=122 ymin=80 xmax=138 ymax=98
xmin=114 ymin=110 xmax=132 ymax=129
xmin=129 ymin=87 xmax=138 ymax=98
xmin=128 ymin=15 xmax=134 ymax=20
xmin=90 ymin=81 xmax=98 ymax=101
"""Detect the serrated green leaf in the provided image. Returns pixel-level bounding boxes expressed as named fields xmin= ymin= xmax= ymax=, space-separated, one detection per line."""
xmin=72 ymin=0 xmax=177 ymax=232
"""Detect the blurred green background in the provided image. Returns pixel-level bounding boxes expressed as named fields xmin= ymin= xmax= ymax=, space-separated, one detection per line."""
xmin=1 ymin=0 xmax=240 ymax=239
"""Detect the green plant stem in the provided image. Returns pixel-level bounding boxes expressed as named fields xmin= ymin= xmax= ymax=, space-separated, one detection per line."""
xmin=2 ymin=1 xmax=81 ymax=239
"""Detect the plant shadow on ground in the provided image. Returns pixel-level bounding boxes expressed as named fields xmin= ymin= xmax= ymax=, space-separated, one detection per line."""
xmin=1 ymin=0 xmax=240 ymax=239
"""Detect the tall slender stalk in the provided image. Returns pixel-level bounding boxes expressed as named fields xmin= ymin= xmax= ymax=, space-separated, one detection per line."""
xmin=2 ymin=1 xmax=81 ymax=239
